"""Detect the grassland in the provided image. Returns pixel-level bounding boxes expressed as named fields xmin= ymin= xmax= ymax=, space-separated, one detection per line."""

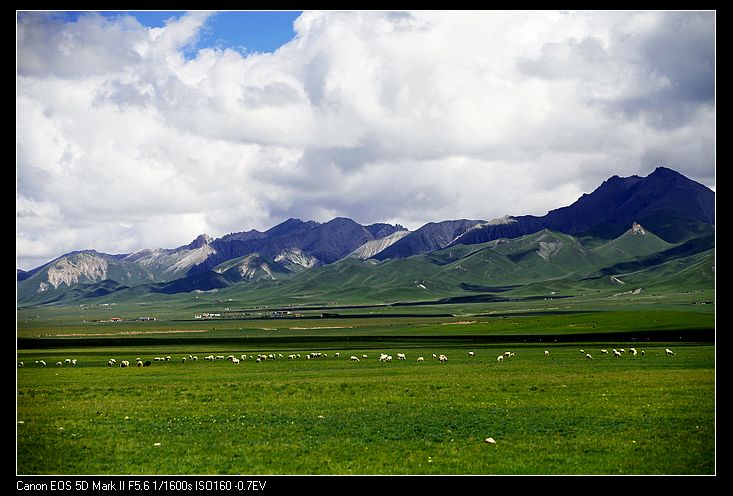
xmin=17 ymin=285 xmax=715 ymax=475
xmin=16 ymin=343 xmax=714 ymax=475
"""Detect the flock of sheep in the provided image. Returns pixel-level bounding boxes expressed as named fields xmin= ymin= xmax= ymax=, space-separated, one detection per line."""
xmin=17 ymin=347 xmax=676 ymax=369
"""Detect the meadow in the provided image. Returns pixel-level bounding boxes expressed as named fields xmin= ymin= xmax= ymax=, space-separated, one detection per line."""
xmin=16 ymin=289 xmax=716 ymax=475
xmin=17 ymin=340 xmax=714 ymax=475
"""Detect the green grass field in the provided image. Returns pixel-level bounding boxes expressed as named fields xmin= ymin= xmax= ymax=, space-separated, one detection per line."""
xmin=17 ymin=342 xmax=714 ymax=475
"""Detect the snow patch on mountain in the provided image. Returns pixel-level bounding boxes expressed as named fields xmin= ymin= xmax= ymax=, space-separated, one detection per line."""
xmin=537 ymin=240 xmax=563 ymax=261
xmin=275 ymin=248 xmax=319 ymax=268
xmin=125 ymin=236 xmax=216 ymax=279
xmin=485 ymin=215 xmax=517 ymax=225
xmin=44 ymin=252 xmax=109 ymax=289
xmin=347 ymin=230 xmax=411 ymax=260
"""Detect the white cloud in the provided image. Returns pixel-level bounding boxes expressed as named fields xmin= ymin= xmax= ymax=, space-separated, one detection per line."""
xmin=16 ymin=10 xmax=715 ymax=270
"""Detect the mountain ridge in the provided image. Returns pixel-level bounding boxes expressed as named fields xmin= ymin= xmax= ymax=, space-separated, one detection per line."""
xmin=17 ymin=167 xmax=714 ymax=306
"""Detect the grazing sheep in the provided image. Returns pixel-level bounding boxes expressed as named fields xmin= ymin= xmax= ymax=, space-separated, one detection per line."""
xmin=278 ymin=353 xmax=284 ymax=359
xmin=107 ymin=360 xmax=114 ymax=367
xmin=417 ymin=356 xmax=424 ymax=362
xmin=665 ymin=348 xmax=675 ymax=356
xmin=232 ymin=358 xmax=240 ymax=364
xmin=182 ymin=357 xmax=187 ymax=363
xmin=143 ymin=361 xmax=151 ymax=367
xmin=469 ymin=351 xmax=476 ymax=357
xmin=362 ymin=354 xmax=368 ymax=359
xmin=288 ymin=354 xmax=296 ymax=360
xmin=166 ymin=356 xmax=171 ymax=361
xmin=136 ymin=360 xmax=143 ymax=367
xmin=39 ymin=360 xmax=46 ymax=367
xmin=629 ymin=348 xmax=637 ymax=356
xmin=334 ymin=353 xmax=340 ymax=358
xmin=71 ymin=359 xmax=77 ymax=366
xmin=18 ymin=362 xmax=24 ymax=368
xmin=64 ymin=358 xmax=71 ymax=364
xmin=641 ymin=350 xmax=645 ymax=357
xmin=496 ymin=355 xmax=504 ymax=362
xmin=154 ymin=357 xmax=162 ymax=362
xmin=56 ymin=361 xmax=63 ymax=367
xmin=227 ymin=355 xmax=235 ymax=361
xmin=619 ymin=349 xmax=626 ymax=354
xmin=397 ymin=353 xmax=406 ymax=360
xmin=350 ymin=356 xmax=360 ymax=362
xmin=438 ymin=354 xmax=448 ymax=363
xmin=613 ymin=350 xmax=622 ymax=358
xmin=504 ymin=351 xmax=512 ymax=357
xmin=544 ymin=350 xmax=549 ymax=356
xmin=379 ymin=353 xmax=389 ymax=362
xmin=432 ymin=354 xmax=437 ymax=359
xmin=192 ymin=356 xmax=198 ymax=361
xmin=119 ymin=360 xmax=130 ymax=368
xmin=586 ymin=353 xmax=593 ymax=359
xmin=601 ymin=349 xmax=609 ymax=354
xmin=579 ymin=349 xmax=585 ymax=353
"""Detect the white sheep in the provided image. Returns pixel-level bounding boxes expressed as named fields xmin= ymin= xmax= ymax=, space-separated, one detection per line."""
xmin=629 ymin=348 xmax=637 ymax=356
xmin=350 ymin=355 xmax=360 ymax=362
xmin=166 ymin=356 xmax=172 ymax=361
xmin=232 ymin=358 xmax=240 ymax=364
xmin=544 ymin=350 xmax=549 ymax=356
xmin=386 ymin=355 xmax=393 ymax=362
xmin=619 ymin=348 xmax=626 ymax=354
xmin=601 ymin=349 xmax=608 ymax=354
xmin=379 ymin=353 xmax=389 ymax=362
xmin=586 ymin=353 xmax=593 ymax=359
xmin=39 ymin=360 xmax=46 ymax=367
xmin=439 ymin=354 xmax=448 ymax=363
xmin=469 ymin=351 xmax=475 ymax=357
xmin=417 ymin=356 xmax=424 ymax=362
xmin=71 ymin=359 xmax=77 ymax=366
xmin=613 ymin=350 xmax=622 ymax=358
xmin=56 ymin=361 xmax=63 ymax=367
xmin=64 ymin=358 xmax=71 ymax=364
xmin=665 ymin=348 xmax=675 ymax=356
xmin=136 ymin=360 xmax=143 ymax=367
xmin=182 ymin=357 xmax=187 ymax=363
xmin=579 ymin=349 xmax=585 ymax=353
xmin=397 ymin=353 xmax=406 ymax=360
xmin=334 ymin=353 xmax=340 ymax=358
xmin=18 ymin=362 xmax=24 ymax=368
xmin=504 ymin=351 xmax=512 ymax=357
xmin=288 ymin=354 xmax=296 ymax=360
xmin=362 ymin=354 xmax=368 ymax=359
xmin=119 ymin=360 xmax=130 ymax=368
xmin=496 ymin=355 xmax=504 ymax=362
xmin=641 ymin=350 xmax=645 ymax=357
xmin=192 ymin=356 xmax=198 ymax=361
xmin=432 ymin=354 xmax=437 ymax=359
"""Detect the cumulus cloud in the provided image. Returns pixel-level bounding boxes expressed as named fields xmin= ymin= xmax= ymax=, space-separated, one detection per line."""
xmin=16 ymin=10 xmax=715 ymax=270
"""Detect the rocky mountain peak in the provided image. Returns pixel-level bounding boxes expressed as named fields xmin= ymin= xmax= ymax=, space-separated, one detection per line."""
xmin=629 ymin=222 xmax=647 ymax=235
xmin=186 ymin=234 xmax=212 ymax=249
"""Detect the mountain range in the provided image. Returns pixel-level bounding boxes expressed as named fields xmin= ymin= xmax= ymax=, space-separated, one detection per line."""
xmin=16 ymin=167 xmax=715 ymax=307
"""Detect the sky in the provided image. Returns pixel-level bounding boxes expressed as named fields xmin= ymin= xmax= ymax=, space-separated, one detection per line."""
xmin=16 ymin=10 xmax=715 ymax=271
